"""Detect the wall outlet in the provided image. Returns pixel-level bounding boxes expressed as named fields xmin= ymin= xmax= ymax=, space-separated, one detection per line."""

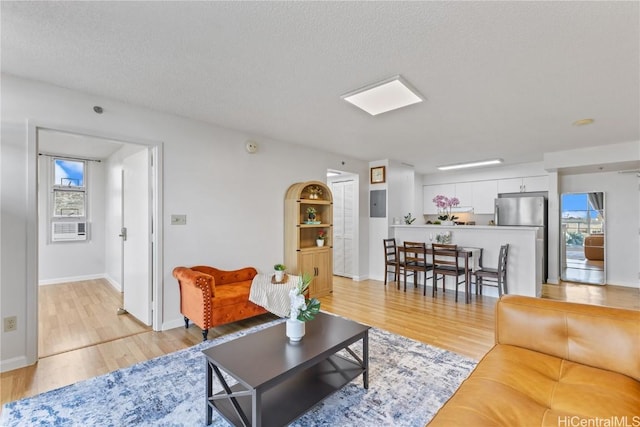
xmin=4 ymin=316 xmax=17 ymax=332
xmin=170 ymin=214 xmax=187 ymax=225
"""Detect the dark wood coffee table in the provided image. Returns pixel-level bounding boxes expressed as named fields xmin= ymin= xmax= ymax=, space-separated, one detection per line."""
xmin=202 ymin=312 xmax=370 ymax=427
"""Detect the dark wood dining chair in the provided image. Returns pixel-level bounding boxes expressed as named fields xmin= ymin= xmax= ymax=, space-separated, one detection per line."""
xmin=431 ymin=243 xmax=467 ymax=302
xmin=474 ymin=244 xmax=509 ymax=297
xmin=383 ymin=238 xmax=402 ymax=287
xmin=403 ymin=241 xmax=433 ymax=295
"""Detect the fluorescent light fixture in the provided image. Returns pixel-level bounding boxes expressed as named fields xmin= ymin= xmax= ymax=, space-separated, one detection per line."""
xmin=341 ymin=75 xmax=423 ymax=116
xmin=437 ymin=159 xmax=504 ymax=171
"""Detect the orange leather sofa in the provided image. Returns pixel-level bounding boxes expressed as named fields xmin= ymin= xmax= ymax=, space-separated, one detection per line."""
xmin=173 ymin=266 xmax=267 ymax=341
xmin=428 ymin=295 xmax=640 ymax=426
xmin=584 ymin=235 xmax=604 ymax=261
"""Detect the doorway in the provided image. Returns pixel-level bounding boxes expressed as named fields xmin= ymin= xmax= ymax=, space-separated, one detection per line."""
xmin=560 ymin=192 xmax=605 ymax=285
xmin=30 ymin=125 xmax=162 ymax=362
xmin=328 ymin=171 xmax=358 ymax=278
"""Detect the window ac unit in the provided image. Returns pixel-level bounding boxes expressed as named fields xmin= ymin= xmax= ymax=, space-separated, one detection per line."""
xmin=52 ymin=222 xmax=87 ymax=241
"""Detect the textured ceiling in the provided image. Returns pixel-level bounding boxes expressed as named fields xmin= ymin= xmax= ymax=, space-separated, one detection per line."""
xmin=2 ymin=1 xmax=638 ymax=173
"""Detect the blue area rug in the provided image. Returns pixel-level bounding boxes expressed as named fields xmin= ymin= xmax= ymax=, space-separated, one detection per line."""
xmin=1 ymin=319 xmax=476 ymax=426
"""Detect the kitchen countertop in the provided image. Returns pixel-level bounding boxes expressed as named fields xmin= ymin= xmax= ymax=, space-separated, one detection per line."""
xmin=391 ymin=224 xmax=541 ymax=231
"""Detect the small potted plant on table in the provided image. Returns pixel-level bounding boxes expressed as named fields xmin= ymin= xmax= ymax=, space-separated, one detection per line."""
xmin=274 ymin=263 xmax=286 ymax=282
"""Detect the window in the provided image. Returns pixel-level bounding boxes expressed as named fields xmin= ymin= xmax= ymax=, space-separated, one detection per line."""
xmin=52 ymin=158 xmax=86 ymax=217
xmin=50 ymin=158 xmax=89 ymax=242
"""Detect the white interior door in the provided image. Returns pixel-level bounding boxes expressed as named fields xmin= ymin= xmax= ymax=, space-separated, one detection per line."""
xmin=122 ymin=149 xmax=151 ymax=325
xmin=331 ymin=179 xmax=355 ymax=278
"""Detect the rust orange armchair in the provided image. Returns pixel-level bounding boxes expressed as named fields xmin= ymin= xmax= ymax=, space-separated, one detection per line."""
xmin=173 ymin=265 xmax=267 ymax=340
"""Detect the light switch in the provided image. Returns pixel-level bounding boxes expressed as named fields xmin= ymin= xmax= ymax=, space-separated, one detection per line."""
xmin=171 ymin=214 xmax=187 ymax=225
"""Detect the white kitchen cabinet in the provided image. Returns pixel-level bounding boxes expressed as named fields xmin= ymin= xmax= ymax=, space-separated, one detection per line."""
xmin=522 ymin=175 xmax=548 ymax=192
xmin=471 ymin=180 xmax=498 ymax=214
xmin=423 ymin=183 xmax=455 ymax=214
xmin=453 ymin=182 xmax=473 ymax=206
xmin=424 ymin=181 xmax=496 ymax=214
xmin=498 ymin=175 xmax=548 ymax=193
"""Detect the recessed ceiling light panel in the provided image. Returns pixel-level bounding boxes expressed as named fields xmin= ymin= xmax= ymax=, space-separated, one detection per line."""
xmin=341 ymin=75 xmax=424 ymax=116
xmin=437 ymin=159 xmax=504 ymax=171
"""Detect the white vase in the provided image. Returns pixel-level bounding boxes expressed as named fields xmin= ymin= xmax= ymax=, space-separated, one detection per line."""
xmin=274 ymin=270 xmax=284 ymax=282
xmin=441 ymin=220 xmax=455 ymax=226
xmin=316 ymin=239 xmax=325 ymax=247
xmin=286 ymin=318 xmax=305 ymax=342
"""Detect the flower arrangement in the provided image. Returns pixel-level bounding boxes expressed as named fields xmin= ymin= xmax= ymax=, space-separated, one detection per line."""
xmin=289 ymin=273 xmax=321 ymax=322
xmin=317 ymin=230 xmax=327 ymax=240
xmin=307 ymin=185 xmax=323 ymax=199
xmin=274 ymin=264 xmax=286 ymax=271
xmin=432 ymin=195 xmax=460 ymax=221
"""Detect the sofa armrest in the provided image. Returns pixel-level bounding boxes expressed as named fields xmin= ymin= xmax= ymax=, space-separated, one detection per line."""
xmin=173 ymin=266 xmax=215 ymax=296
xmin=496 ymin=295 xmax=640 ymax=381
xmin=191 ymin=266 xmax=258 ymax=286
xmin=173 ymin=266 xmax=216 ymax=329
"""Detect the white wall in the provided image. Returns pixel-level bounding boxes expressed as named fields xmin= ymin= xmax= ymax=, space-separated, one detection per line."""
xmin=37 ymin=156 xmax=106 ymax=284
xmin=0 ymin=74 xmax=368 ymax=371
xmin=559 ymin=171 xmax=639 ymax=287
xmin=368 ymin=160 xmax=416 ymax=282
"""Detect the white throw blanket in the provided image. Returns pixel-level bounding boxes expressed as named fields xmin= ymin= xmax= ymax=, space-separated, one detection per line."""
xmin=249 ymin=273 xmax=300 ymax=317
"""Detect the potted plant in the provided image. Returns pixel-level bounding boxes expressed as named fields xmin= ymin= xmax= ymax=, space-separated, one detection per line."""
xmin=404 ymin=213 xmax=416 ymax=224
xmin=274 ymin=263 xmax=286 ymax=282
xmin=432 ymin=195 xmax=460 ymax=225
xmin=286 ymin=273 xmax=321 ymax=342
xmin=316 ymin=230 xmax=326 ymax=247
xmin=306 ymin=207 xmax=317 ymax=222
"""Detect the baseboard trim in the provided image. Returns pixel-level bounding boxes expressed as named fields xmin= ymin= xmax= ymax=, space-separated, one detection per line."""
xmin=162 ymin=317 xmax=185 ymax=331
xmin=0 ymin=355 xmax=30 ymax=373
xmin=38 ymin=274 xmax=106 ymax=286
xmin=104 ymin=275 xmax=122 ymax=292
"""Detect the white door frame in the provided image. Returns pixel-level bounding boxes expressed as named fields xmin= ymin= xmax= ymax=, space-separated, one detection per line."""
xmin=26 ymin=121 xmax=163 ymax=366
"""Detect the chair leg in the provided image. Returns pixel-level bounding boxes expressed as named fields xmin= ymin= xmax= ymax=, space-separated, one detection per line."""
xmin=384 ymin=267 xmax=388 ymax=286
xmin=423 ymin=271 xmax=427 ymax=296
xmin=432 ymin=274 xmax=437 ymax=297
xmin=455 ymin=280 xmax=458 ymax=302
xmin=184 ymin=316 xmax=190 ymax=329
xmin=202 ymin=329 xmax=209 ymax=341
xmin=403 ymin=269 xmax=407 ymax=292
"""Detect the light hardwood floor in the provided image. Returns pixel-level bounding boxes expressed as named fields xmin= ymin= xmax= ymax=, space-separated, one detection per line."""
xmin=2 ymin=277 xmax=638 ymax=408
xmin=38 ymin=279 xmax=150 ymax=358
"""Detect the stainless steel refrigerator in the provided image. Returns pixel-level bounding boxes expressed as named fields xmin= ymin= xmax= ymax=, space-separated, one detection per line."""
xmin=495 ymin=195 xmax=548 ymax=281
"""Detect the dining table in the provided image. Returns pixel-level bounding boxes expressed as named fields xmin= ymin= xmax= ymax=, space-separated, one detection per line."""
xmin=397 ymin=244 xmax=483 ymax=303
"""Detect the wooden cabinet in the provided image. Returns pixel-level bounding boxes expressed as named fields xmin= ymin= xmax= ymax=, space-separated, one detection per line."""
xmin=284 ymin=181 xmax=333 ymax=297
xmin=300 ymin=251 xmax=332 ymax=296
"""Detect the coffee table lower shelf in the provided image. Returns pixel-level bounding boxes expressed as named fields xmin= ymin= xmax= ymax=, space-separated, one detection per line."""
xmin=207 ymin=354 xmax=364 ymax=427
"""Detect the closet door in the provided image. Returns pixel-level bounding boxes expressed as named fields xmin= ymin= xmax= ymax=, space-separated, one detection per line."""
xmin=331 ymin=180 xmax=355 ymax=278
